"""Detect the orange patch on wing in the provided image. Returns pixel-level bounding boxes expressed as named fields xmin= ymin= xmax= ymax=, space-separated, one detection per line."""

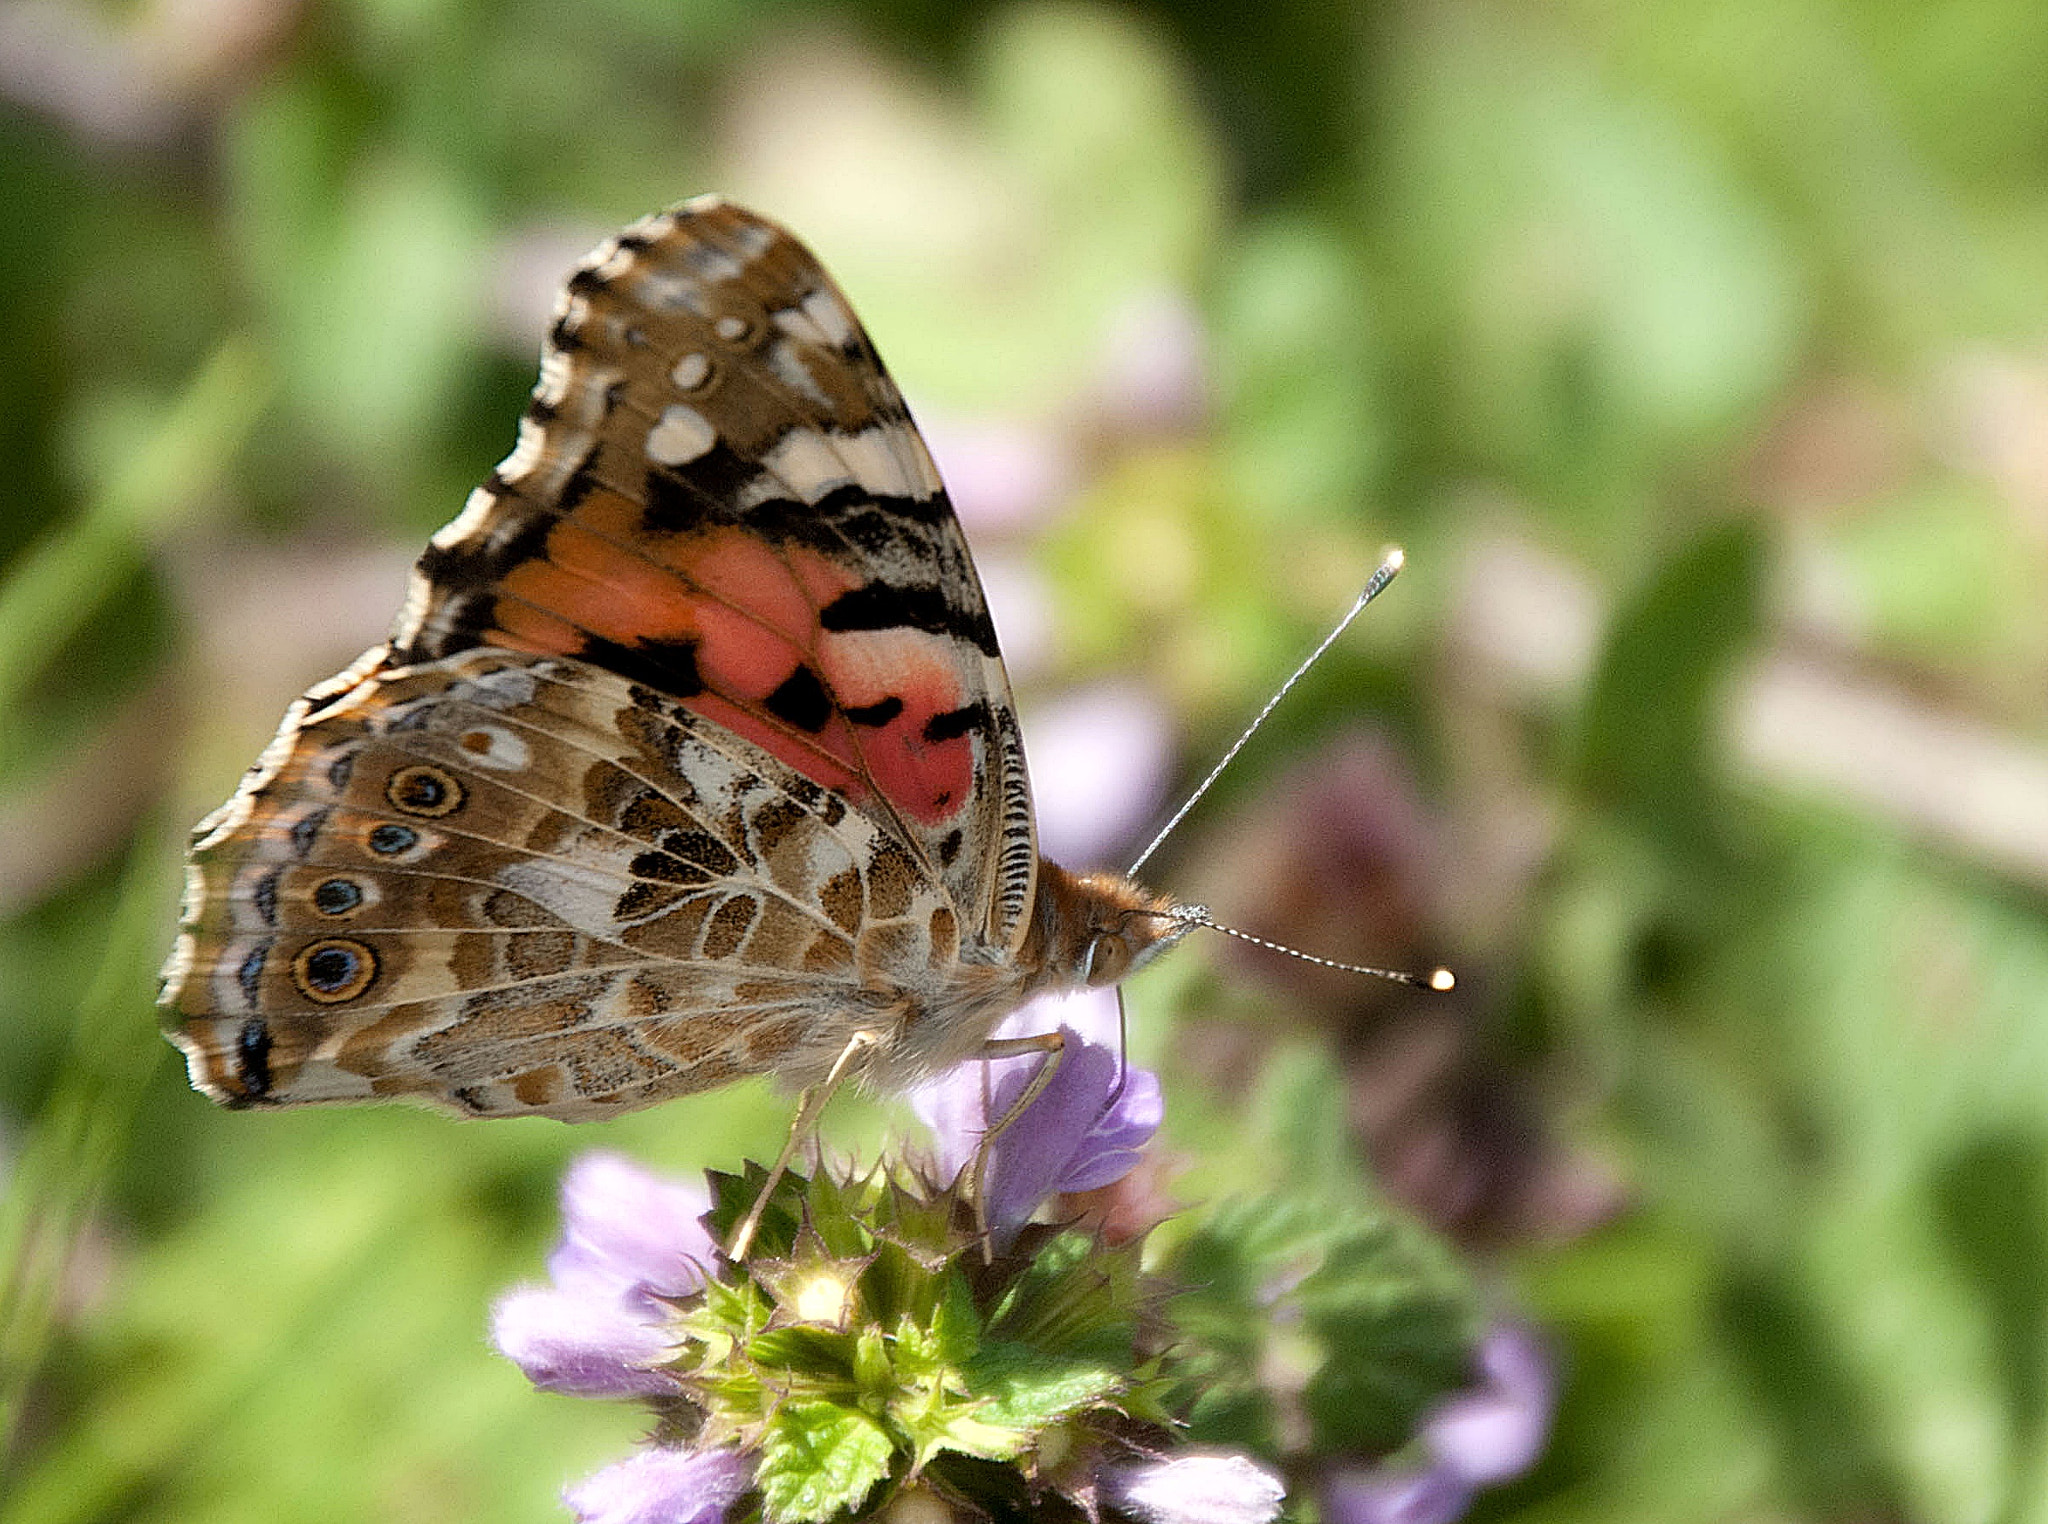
xmin=505 ymin=521 xmax=703 ymax=646
xmin=483 ymin=510 xmax=969 ymax=827
xmin=488 ymin=601 xmax=591 ymax=658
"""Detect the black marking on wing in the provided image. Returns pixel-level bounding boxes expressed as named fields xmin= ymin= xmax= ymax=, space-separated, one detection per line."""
xmin=819 ymin=580 xmax=1001 ymax=659
xmin=253 ymin=869 xmax=280 ymax=928
xmin=843 ymin=696 xmax=904 ymax=727
xmin=289 ymin=810 xmax=328 ymax=859
xmin=235 ymin=1017 xmax=273 ymax=1100
xmin=765 ymin=665 xmax=832 ymax=733
xmin=237 ymin=945 xmax=267 ymax=1006
xmin=923 ymin=702 xmax=990 ymax=744
xmin=573 ymin=634 xmax=705 ymax=699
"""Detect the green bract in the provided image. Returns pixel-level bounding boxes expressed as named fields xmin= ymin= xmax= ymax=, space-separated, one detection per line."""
xmin=632 ymin=1161 xmax=1480 ymax=1524
xmin=654 ymin=1164 xmax=1176 ymax=1524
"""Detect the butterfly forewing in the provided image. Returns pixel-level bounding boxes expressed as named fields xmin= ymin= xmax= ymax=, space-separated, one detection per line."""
xmin=388 ymin=198 xmax=1035 ymax=952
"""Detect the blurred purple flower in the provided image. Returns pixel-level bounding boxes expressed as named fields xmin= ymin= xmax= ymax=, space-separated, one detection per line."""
xmin=1094 ymin=288 xmax=1210 ymax=436
xmin=921 ymin=413 xmax=1076 ymax=533
xmin=490 ymin=1151 xmax=714 ymax=1396
xmin=911 ymin=988 xmax=1162 ymax=1244
xmin=1421 ymin=1321 xmax=1552 ymax=1484
xmin=563 ymin=1443 xmax=753 ymax=1524
xmin=1099 ymin=1450 xmax=1285 ymax=1524
xmin=1322 ymin=1322 xmax=1553 ymax=1524
xmin=1322 ymin=1467 xmax=1472 ymax=1524
xmin=1022 ymin=682 xmax=1176 ymax=869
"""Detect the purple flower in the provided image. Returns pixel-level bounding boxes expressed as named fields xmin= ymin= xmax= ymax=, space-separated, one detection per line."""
xmin=1420 ymin=1321 xmax=1552 ymax=1485
xmin=911 ymin=989 xmax=1163 ymax=1244
xmin=1099 ymin=1451 xmax=1286 ymax=1524
xmin=1021 ymin=682 xmax=1176 ymax=869
xmin=1092 ymin=287 xmax=1210 ymax=436
xmin=1323 ymin=1467 xmax=1472 ymax=1524
xmin=563 ymin=1444 xmax=753 ymax=1524
xmin=920 ymin=412 xmax=1076 ymax=532
xmin=490 ymin=1152 xmax=715 ymax=1396
xmin=1322 ymin=1322 xmax=1554 ymax=1524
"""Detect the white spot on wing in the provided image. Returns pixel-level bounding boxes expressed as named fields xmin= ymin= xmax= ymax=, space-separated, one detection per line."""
xmin=535 ymin=348 xmax=573 ymax=405
xmin=429 ymin=486 xmax=497 ymax=550
xmin=760 ymin=428 xmax=854 ymax=502
xmin=771 ymin=304 xmax=831 ymax=348
xmin=456 ymin=724 xmax=530 ymax=770
xmin=632 ymin=269 xmax=699 ymax=310
xmin=646 ymin=405 xmax=718 ymax=466
xmin=715 ymin=314 xmax=748 ymax=342
xmin=801 ymin=289 xmax=856 ymax=349
xmin=767 ymin=342 xmax=831 ymax=407
xmin=670 ymin=352 xmax=710 ymax=390
xmin=497 ymin=858 xmax=634 ymax=931
xmin=452 ymin=667 xmax=539 ymax=710
xmin=837 ymin=422 xmax=940 ymax=497
xmin=498 ymin=416 xmax=547 ymax=483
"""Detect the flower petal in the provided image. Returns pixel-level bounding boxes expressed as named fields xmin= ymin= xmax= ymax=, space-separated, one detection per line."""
xmin=1056 ymin=1064 xmax=1163 ymax=1194
xmin=1421 ymin=1323 xmax=1553 ymax=1487
xmin=1100 ymin=1452 xmax=1286 ymax=1524
xmin=1023 ymin=684 xmax=1174 ymax=868
xmin=913 ymin=995 xmax=1163 ymax=1245
xmin=564 ymin=1445 xmax=754 ymax=1524
xmin=489 ymin=1285 xmax=677 ymax=1397
xmin=1322 ymin=1466 xmax=1474 ymax=1524
xmin=548 ymin=1151 xmax=714 ymax=1302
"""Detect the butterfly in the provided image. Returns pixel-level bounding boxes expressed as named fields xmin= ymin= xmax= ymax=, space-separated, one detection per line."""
xmin=159 ymin=196 xmax=1197 ymax=1127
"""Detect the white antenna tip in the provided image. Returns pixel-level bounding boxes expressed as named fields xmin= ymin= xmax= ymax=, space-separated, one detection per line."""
xmin=1382 ymin=545 xmax=1405 ymax=572
xmin=1428 ymin=967 xmax=1456 ymax=992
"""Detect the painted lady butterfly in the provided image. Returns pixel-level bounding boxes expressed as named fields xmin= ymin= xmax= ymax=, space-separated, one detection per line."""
xmin=160 ymin=197 xmax=1193 ymax=1123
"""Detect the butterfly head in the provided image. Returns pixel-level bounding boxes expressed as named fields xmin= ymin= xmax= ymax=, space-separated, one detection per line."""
xmin=1030 ymin=863 xmax=1198 ymax=992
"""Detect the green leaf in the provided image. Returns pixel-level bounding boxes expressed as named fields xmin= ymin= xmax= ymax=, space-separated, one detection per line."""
xmin=1298 ymin=1219 xmax=1476 ymax=1455
xmin=705 ymin=1163 xmax=806 ymax=1260
xmin=1574 ymin=520 xmax=1765 ymax=851
xmin=985 ymin=1230 xmax=1144 ymax=1366
xmin=927 ymin=1269 xmax=982 ymax=1367
xmin=749 ymin=1326 xmax=857 ymax=1385
xmin=964 ymin=1341 xmax=1125 ymax=1430
xmin=1162 ymin=1192 xmax=1479 ymax=1457
xmin=757 ymin=1401 xmax=895 ymax=1524
xmin=853 ymin=1328 xmax=893 ymax=1400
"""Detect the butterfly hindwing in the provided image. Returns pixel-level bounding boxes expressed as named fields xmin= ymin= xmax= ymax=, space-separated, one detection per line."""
xmin=388 ymin=198 xmax=1036 ymax=958
xmin=163 ymin=649 xmax=968 ymax=1120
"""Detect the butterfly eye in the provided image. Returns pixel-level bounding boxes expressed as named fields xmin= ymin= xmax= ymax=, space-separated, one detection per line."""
xmin=1082 ymin=933 xmax=1132 ymax=988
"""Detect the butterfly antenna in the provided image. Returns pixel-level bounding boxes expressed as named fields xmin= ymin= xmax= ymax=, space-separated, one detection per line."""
xmin=1127 ymin=548 xmax=1407 ymax=876
xmin=1169 ymin=905 xmax=1454 ymax=991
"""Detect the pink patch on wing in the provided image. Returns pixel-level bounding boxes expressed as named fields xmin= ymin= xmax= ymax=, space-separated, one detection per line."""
xmin=821 ymin=628 xmax=977 ymax=827
xmin=688 ymin=691 xmax=867 ymax=803
xmin=680 ymin=532 xmax=845 ymax=642
xmin=483 ymin=516 xmax=977 ymax=828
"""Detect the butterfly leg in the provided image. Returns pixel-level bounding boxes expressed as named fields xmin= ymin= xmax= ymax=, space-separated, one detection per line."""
xmin=725 ymin=1029 xmax=881 ymax=1262
xmin=967 ymin=1029 xmax=1066 ymax=1258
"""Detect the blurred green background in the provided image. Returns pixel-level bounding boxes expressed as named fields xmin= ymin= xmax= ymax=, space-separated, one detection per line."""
xmin=6 ymin=0 xmax=2048 ymax=1519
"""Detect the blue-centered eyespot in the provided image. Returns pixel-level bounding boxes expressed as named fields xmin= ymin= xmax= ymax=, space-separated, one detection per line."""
xmin=367 ymin=823 xmax=419 ymax=855
xmin=312 ymin=877 xmax=363 ymax=915
xmin=290 ymin=937 xmax=377 ymax=1003
xmin=385 ymin=763 xmax=464 ymax=817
